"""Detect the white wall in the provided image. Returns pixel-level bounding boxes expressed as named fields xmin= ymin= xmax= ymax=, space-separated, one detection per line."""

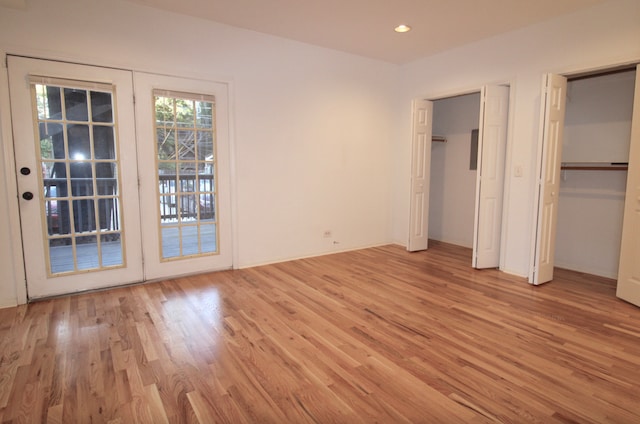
xmin=429 ymin=93 xmax=480 ymax=247
xmin=555 ymin=71 xmax=635 ymax=278
xmin=0 ymin=0 xmax=397 ymax=306
xmin=393 ymin=0 xmax=640 ymax=277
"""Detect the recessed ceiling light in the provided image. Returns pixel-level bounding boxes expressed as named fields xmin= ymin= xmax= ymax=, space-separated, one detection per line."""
xmin=394 ymin=24 xmax=411 ymax=33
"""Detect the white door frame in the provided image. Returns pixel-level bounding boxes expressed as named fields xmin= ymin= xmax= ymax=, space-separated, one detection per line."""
xmin=0 ymin=51 xmax=28 ymax=305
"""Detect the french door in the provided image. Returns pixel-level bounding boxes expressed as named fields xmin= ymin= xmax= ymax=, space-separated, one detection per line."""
xmin=8 ymin=56 xmax=232 ymax=299
xmin=9 ymin=56 xmax=143 ymax=298
xmin=133 ymin=72 xmax=232 ymax=280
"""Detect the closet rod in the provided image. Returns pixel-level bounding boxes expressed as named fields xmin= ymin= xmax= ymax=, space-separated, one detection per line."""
xmin=560 ymin=162 xmax=628 ymax=171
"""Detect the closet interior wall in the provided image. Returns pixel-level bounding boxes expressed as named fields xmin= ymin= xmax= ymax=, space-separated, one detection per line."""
xmin=429 ymin=92 xmax=480 ymax=248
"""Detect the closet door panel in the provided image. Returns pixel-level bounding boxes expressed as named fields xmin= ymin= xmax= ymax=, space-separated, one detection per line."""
xmin=408 ymin=99 xmax=433 ymax=251
xmin=473 ymin=85 xmax=509 ymax=268
xmin=531 ymin=74 xmax=567 ymax=285
xmin=616 ymin=65 xmax=640 ymax=307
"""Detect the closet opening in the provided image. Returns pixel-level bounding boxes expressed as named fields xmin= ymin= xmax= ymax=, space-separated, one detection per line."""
xmin=555 ymin=66 xmax=636 ymax=280
xmin=408 ymin=85 xmax=510 ymax=270
xmin=429 ymin=92 xmax=481 ymax=249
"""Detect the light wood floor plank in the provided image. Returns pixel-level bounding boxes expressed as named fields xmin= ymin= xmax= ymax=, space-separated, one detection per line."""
xmin=1 ymin=241 xmax=640 ymax=423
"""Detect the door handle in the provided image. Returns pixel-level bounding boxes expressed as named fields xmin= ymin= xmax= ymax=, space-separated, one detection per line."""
xmin=22 ymin=192 xmax=34 ymax=201
xmin=20 ymin=167 xmax=31 ymax=175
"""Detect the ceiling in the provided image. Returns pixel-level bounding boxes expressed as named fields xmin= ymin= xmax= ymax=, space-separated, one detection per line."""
xmin=122 ymin=0 xmax=609 ymax=64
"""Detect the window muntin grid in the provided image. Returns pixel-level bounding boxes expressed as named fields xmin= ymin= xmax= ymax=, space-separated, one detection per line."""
xmin=154 ymin=91 xmax=218 ymax=260
xmin=32 ymin=81 xmax=125 ymax=275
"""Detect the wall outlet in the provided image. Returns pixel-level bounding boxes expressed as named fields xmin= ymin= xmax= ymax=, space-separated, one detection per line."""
xmin=323 ymin=230 xmax=332 ymax=238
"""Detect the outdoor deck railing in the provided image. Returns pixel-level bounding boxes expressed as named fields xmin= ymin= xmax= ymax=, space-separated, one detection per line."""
xmin=43 ymin=173 xmax=214 ymax=235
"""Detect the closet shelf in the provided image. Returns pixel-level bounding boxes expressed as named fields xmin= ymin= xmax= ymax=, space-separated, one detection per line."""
xmin=561 ymin=162 xmax=628 ymax=171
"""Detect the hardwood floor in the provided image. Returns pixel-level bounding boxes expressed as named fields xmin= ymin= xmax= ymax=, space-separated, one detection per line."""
xmin=1 ymin=241 xmax=639 ymax=423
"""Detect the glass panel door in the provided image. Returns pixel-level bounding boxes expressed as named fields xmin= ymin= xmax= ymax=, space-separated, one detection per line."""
xmin=134 ymin=72 xmax=232 ymax=280
xmin=8 ymin=57 xmax=231 ymax=298
xmin=9 ymin=56 xmax=143 ymax=299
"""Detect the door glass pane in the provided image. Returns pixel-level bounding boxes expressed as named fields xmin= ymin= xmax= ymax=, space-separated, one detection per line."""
xmin=36 ymin=85 xmax=62 ymax=120
xmin=201 ymin=223 xmax=216 ymax=253
xmin=157 ymin=128 xmax=176 ymax=160
xmin=196 ymin=100 xmax=213 ymax=128
xmin=161 ymin=226 xmax=180 ymax=259
xmin=39 ymin=122 xmax=63 ymax=159
xmin=175 ymin=99 xmax=194 ymax=127
xmin=49 ymin=237 xmax=73 ymax=274
xmin=91 ymin=91 xmax=114 ymax=123
xmin=101 ymin=234 xmax=123 ymax=267
xmin=154 ymin=91 xmax=218 ymax=260
xmin=93 ymin=126 xmax=115 ymax=159
xmin=64 ymin=88 xmax=89 ymax=121
xmin=76 ymin=235 xmax=98 ymax=271
xmin=68 ymin=124 xmax=91 ymax=160
xmin=33 ymin=83 xmax=125 ymax=275
xmin=198 ymin=131 xmax=213 ymax=160
xmin=178 ymin=130 xmax=195 ymax=159
xmin=181 ymin=225 xmax=199 ymax=256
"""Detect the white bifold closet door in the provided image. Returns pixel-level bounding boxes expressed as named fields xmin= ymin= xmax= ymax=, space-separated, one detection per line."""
xmin=472 ymin=85 xmax=509 ymax=269
xmin=616 ymin=65 xmax=640 ymax=307
xmin=408 ymin=99 xmax=433 ymax=252
xmin=531 ymin=74 xmax=568 ymax=285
